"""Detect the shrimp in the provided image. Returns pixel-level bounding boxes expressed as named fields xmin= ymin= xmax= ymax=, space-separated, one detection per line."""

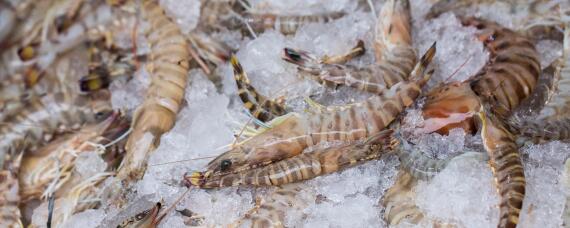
xmin=421 ymin=17 xmax=541 ymax=134
xmin=231 ymin=55 xmax=287 ymax=123
xmin=186 ymin=129 xmax=398 ymax=188
xmin=283 ymin=0 xmax=416 ymax=95
xmin=477 ymin=106 xmax=526 ymax=228
xmin=18 ymin=112 xmax=128 ymax=202
xmin=190 ymin=42 xmax=434 ymax=183
xmin=117 ymin=0 xmax=191 ymax=182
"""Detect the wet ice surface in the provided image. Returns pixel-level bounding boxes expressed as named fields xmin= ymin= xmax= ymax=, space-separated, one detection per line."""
xmin=70 ymin=0 xmax=569 ymax=227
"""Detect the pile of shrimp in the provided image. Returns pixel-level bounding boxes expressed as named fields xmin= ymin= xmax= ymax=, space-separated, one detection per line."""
xmin=3 ymin=0 xmax=570 ymax=227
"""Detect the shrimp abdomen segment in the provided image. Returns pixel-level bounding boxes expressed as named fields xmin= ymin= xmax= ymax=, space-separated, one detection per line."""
xmin=463 ymin=17 xmax=540 ymax=115
xmin=479 ymin=111 xmax=525 ymax=228
xmin=119 ymin=0 xmax=190 ymax=181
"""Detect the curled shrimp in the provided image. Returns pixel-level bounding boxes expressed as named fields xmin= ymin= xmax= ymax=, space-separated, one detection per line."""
xmin=188 ymin=41 xmax=435 ymax=185
xmin=231 ymin=55 xmax=287 ymax=123
xmin=117 ymin=0 xmax=191 ymax=182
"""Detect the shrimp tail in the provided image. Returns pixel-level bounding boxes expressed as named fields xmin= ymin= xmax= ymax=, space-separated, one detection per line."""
xmin=410 ymin=42 xmax=437 ymax=85
xmin=231 ymin=55 xmax=287 ymax=122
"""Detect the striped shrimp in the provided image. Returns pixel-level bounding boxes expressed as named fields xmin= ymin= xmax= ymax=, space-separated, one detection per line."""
xmin=477 ymin=106 xmax=526 ymax=228
xmin=232 ymin=41 xmax=365 ymax=123
xmin=420 ymin=17 xmax=542 ymax=134
xmin=232 ymin=184 xmax=306 ymax=228
xmin=282 ymin=0 xmax=416 ymax=95
xmin=117 ymin=0 xmax=191 ymax=182
xmin=186 ymin=129 xmax=398 ymax=188
xmin=231 ymin=55 xmax=287 ymax=123
xmin=188 ymin=42 xmax=435 ymax=185
xmin=18 ymin=112 xmax=128 ymax=202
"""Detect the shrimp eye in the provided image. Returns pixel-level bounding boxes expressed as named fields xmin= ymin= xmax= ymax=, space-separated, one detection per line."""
xmin=220 ymin=159 xmax=232 ymax=171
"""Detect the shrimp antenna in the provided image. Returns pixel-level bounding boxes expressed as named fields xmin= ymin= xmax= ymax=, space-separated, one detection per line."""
xmin=148 ymin=156 xmax=218 ymax=166
xmin=444 ymin=55 xmax=471 ymax=82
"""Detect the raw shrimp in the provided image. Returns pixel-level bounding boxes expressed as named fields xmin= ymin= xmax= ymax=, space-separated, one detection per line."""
xmin=187 ymin=129 xmax=398 ymax=188
xmin=117 ymin=0 xmax=191 ymax=182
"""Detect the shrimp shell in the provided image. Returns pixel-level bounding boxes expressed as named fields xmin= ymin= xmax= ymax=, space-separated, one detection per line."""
xmin=477 ymin=107 xmax=526 ymax=228
xmin=188 ymin=129 xmax=397 ymax=188
xmin=463 ymin=17 xmax=541 ymax=117
xmin=201 ymin=43 xmax=435 ymax=176
xmin=117 ymin=0 xmax=191 ymax=182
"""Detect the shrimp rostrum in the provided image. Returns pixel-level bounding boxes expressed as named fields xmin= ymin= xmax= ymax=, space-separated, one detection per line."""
xmin=186 ymin=41 xmax=436 ymax=187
